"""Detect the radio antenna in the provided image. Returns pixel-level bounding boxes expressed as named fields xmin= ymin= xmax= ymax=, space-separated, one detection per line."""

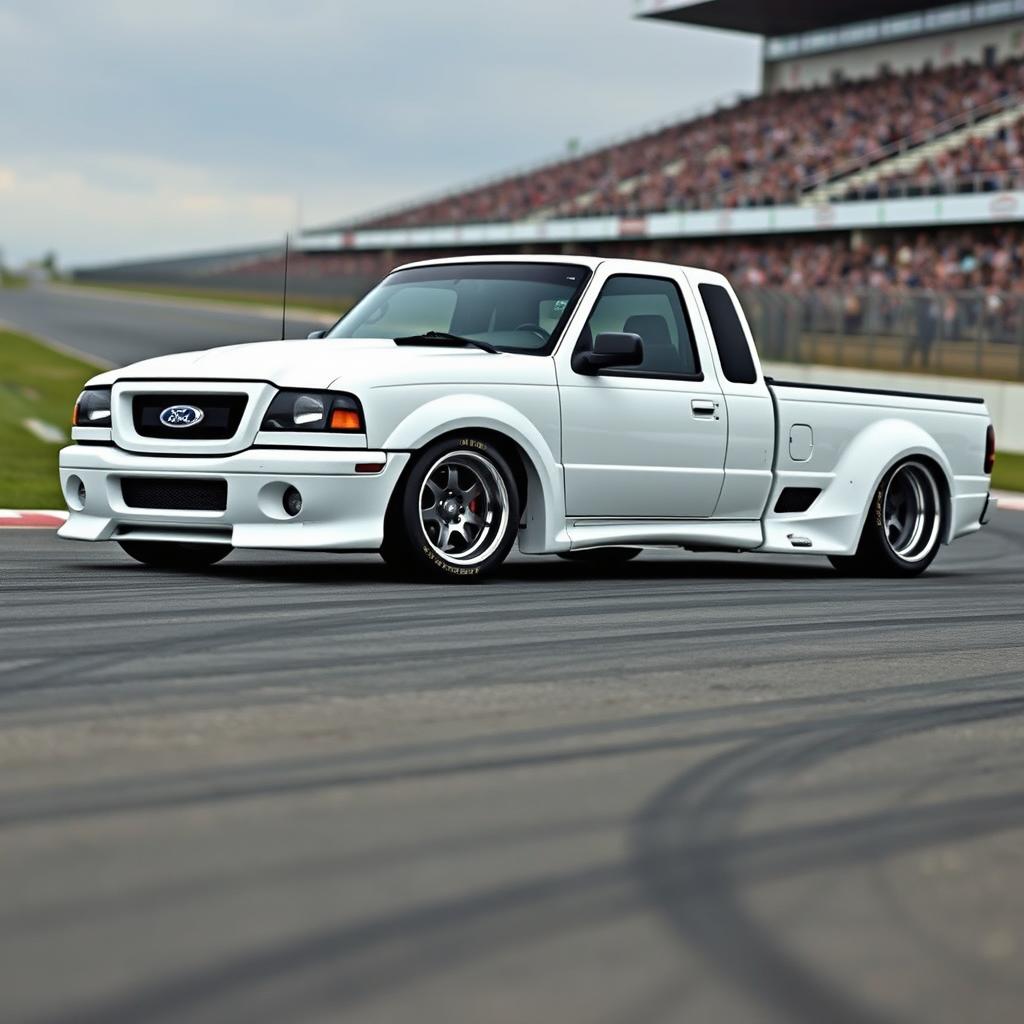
xmin=280 ymin=233 xmax=290 ymax=341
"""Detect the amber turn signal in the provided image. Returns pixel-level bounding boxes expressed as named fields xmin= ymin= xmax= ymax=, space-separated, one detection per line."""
xmin=330 ymin=408 xmax=363 ymax=431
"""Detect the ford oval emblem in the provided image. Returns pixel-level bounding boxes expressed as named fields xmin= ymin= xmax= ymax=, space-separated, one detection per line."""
xmin=159 ymin=404 xmax=205 ymax=428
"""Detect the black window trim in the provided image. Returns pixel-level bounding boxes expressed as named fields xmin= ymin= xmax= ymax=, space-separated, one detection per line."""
xmin=697 ymin=281 xmax=760 ymax=386
xmin=571 ymin=272 xmax=704 ymax=383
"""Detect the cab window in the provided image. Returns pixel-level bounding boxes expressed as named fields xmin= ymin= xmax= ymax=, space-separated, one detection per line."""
xmin=580 ymin=275 xmax=700 ymax=378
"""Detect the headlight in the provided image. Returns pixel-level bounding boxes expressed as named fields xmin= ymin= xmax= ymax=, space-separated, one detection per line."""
xmin=73 ymin=387 xmax=112 ymax=426
xmin=260 ymin=390 xmax=364 ymax=433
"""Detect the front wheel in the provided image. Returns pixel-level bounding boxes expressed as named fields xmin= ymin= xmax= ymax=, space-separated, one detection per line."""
xmin=382 ymin=436 xmax=521 ymax=582
xmin=118 ymin=540 xmax=232 ymax=569
xmin=829 ymin=459 xmax=945 ymax=577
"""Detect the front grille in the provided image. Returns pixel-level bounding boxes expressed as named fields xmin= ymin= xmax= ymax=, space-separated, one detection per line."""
xmin=132 ymin=393 xmax=248 ymax=440
xmin=121 ymin=477 xmax=228 ymax=511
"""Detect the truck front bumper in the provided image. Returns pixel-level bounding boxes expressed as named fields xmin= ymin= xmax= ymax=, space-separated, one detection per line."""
xmin=57 ymin=445 xmax=410 ymax=551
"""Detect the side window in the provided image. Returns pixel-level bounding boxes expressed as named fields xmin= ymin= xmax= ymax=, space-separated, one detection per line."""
xmin=698 ymin=283 xmax=758 ymax=384
xmin=581 ymin=275 xmax=700 ymax=378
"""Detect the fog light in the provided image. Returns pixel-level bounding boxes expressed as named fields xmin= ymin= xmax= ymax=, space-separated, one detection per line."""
xmin=65 ymin=475 xmax=86 ymax=511
xmin=283 ymin=486 xmax=303 ymax=517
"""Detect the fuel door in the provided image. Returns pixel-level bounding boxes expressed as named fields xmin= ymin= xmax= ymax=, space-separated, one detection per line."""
xmin=789 ymin=424 xmax=813 ymax=462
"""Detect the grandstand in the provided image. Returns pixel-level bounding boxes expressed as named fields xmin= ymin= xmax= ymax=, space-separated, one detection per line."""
xmin=79 ymin=1 xmax=1024 ymax=379
xmin=340 ymin=57 xmax=1024 ymax=226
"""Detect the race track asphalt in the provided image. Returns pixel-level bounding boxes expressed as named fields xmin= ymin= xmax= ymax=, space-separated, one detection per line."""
xmin=1 ymin=285 xmax=1022 ymax=1023
xmin=0 ymin=284 xmax=330 ymax=366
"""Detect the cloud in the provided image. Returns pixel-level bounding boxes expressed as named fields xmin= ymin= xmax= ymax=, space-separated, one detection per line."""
xmin=0 ymin=158 xmax=294 ymax=265
xmin=0 ymin=0 xmax=760 ymax=263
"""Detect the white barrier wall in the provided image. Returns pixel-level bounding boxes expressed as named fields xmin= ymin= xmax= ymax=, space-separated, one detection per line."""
xmin=763 ymin=362 xmax=1024 ymax=454
xmin=301 ymin=191 xmax=1024 ymax=251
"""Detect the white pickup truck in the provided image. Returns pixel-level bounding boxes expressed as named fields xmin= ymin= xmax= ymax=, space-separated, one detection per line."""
xmin=59 ymin=255 xmax=997 ymax=581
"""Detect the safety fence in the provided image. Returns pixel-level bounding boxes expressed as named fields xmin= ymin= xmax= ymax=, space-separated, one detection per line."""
xmin=738 ymin=287 xmax=1024 ymax=382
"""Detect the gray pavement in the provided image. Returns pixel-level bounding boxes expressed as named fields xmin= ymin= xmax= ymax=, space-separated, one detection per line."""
xmin=1 ymin=518 xmax=1022 ymax=1024
xmin=1 ymin=284 xmax=1022 ymax=1022
xmin=0 ymin=284 xmax=332 ymax=367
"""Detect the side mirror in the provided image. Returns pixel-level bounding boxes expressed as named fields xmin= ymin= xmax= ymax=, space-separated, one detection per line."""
xmin=307 ymin=329 xmax=326 ymax=340
xmin=572 ymin=332 xmax=644 ymax=375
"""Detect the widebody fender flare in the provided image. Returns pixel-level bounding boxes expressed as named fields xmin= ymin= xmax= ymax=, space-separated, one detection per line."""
xmin=763 ymin=417 xmax=956 ymax=555
xmin=380 ymin=394 xmax=569 ymax=553
xmin=832 ymin=418 xmax=955 ymax=547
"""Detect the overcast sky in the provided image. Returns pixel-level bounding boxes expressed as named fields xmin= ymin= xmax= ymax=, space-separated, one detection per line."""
xmin=0 ymin=0 xmax=760 ymax=267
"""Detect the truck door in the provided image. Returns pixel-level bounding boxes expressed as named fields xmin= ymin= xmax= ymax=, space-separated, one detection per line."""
xmin=691 ymin=275 xmax=776 ymax=520
xmin=557 ymin=270 xmax=727 ymax=519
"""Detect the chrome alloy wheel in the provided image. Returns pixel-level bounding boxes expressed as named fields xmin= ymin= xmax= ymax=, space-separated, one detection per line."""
xmin=418 ymin=451 xmax=510 ymax=566
xmin=881 ymin=460 xmax=942 ymax=563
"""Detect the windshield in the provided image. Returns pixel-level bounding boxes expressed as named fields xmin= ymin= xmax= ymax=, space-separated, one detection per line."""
xmin=327 ymin=262 xmax=592 ymax=355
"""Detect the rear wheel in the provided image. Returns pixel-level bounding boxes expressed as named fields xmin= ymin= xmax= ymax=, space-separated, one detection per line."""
xmin=382 ymin=436 xmax=520 ymax=582
xmin=829 ymin=459 xmax=944 ymax=577
xmin=558 ymin=547 xmax=642 ymax=564
xmin=118 ymin=540 xmax=232 ymax=569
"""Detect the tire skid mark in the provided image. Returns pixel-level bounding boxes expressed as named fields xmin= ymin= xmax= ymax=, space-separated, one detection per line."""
xmin=4 ymin=604 xmax=1021 ymax=699
xmin=4 ymin=687 xmax=1022 ymax=833
xmin=26 ymin=861 xmax=634 ymax=1024
xmin=630 ymin=691 xmax=1024 ymax=1024
xmin=861 ymin=755 xmax=1024 ymax=995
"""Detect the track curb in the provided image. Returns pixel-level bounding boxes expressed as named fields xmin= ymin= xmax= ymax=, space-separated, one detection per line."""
xmin=993 ymin=490 xmax=1024 ymax=512
xmin=0 ymin=511 xmax=69 ymax=528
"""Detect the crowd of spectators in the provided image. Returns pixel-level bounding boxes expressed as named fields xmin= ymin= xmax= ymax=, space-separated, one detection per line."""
xmin=359 ymin=57 xmax=1024 ymax=229
xmin=635 ymin=226 xmax=1024 ymax=294
xmin=842 ymin=112 xmax=1024 ymax=200
xmin=644 ymin=227 xmax=1024 ymax=357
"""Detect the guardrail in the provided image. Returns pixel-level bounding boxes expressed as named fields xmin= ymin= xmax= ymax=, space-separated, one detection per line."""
xmin=832 ymin=169 xmax=1024 ymax=203
xmin=796 ymin=92 xmax=1023 ymax=196
xmin=738 ymin=286 xmax=1024 ymax=382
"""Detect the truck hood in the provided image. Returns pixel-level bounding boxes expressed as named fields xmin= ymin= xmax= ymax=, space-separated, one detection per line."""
xmin=87 ymin=337 xmax=555 ymax=390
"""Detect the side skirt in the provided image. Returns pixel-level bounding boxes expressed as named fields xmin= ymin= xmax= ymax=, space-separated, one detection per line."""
xmin=566 ymin=518 xmax=763 ymax=552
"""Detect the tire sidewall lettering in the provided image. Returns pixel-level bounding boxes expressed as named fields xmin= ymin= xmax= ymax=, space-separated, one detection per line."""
xmin=389 ymin=435 xmax=518 ymax=582
xmin=420 ymin=543 xmax=480 ymax=576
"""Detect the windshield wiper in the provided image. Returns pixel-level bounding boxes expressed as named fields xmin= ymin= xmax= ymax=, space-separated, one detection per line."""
xmin=393 ymin=331 xmax=500 ymax=354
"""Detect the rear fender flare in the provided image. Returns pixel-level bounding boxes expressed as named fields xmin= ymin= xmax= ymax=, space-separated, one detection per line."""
xmin=834 ymin=418 xmax=954 ymax=547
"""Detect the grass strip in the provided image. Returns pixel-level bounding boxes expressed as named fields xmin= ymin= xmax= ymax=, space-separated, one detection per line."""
xmin=67 ymin=280 xmax=350 ymax=316
xmin=993 ymin=450 xmax=1024 ymax=492
xmin=0 ymin=329 xmax=99 ymax=507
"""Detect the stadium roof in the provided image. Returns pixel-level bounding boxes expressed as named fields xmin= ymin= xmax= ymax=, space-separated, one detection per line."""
xmin=639 ymin=1 xmax=970 ymax=36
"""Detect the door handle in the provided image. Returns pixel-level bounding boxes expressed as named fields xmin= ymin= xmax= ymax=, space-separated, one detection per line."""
xmin=691 ymin=399 xmax=718 ymax=418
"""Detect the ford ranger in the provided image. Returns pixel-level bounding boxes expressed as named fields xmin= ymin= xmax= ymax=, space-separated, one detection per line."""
xmin=59 ymin=256 xmax=997 ymax=580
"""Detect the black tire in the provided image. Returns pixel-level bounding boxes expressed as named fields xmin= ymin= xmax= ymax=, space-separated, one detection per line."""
xmin=828 ymin=459 xmax=945 ymax=578
xmin=118 ymin=540 xmax=232 ymax=569
xmin=558 ymin=546 xmax=642 ymax=564
xmin=382 ymin=436 xmax=521 ymax=582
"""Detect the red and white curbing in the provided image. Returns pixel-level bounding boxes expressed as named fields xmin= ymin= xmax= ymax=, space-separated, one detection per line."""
xmin=0 ymin=510 xmax=69 ymax=528
xmin=0 ymin=495 xmax=1020 ymax=528
xmin=994 ymin=491 xmax=1024 ymax=512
